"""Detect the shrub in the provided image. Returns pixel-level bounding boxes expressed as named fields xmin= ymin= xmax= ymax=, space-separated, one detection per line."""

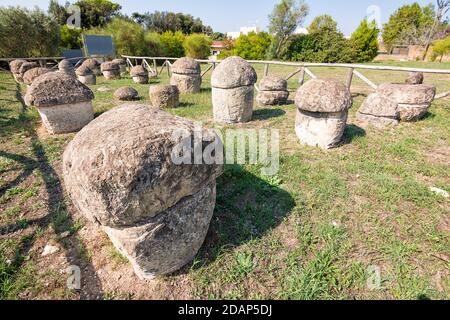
xmin=432 ymin=36 xmax=450 ymax=62
xmin=86 ymin=17 xmax=147 ymax=56
xmin=183 ymin=33 xmax=211 ymax=59
xmin=160 ymin=31 xmax=185 ymax=57
xmin=350 ymin=19 xmax=379 ymax=62
xmin=234 ymin=32 xmax=272 ymax=60
xmin=144 ymin=32 xmax=163 ymax=56
xmin=0 ymin=6 xmax=60 ymax=58
xmin=60 ymin=24 xmax=83 ymax=50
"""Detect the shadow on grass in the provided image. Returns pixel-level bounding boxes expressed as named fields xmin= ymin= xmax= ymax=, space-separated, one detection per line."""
xmin=189 ymin=165 xmax=295 ymax=270
xmin=0 ymin=78 xmax=104 ymax=299
xmin=341 ymin=124 xmax=366 ymax=145
xmin=252 ymin=108 xmax=286 ymax=121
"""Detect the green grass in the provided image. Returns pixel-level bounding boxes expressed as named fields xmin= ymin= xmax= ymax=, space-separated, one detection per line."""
xmin=0 ymin=60 xmax=449 ymax=300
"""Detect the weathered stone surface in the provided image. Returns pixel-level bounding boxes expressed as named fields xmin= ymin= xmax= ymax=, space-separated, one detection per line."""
xmin=259 ymin=76 xmax=287 ymax=91
xmin=211 ymin=56 xmax=257 ymax=123
xmin=24 ymin=72 xmax=94 ymax=134
xmin=114 ymin=86 xmax=139 ymax=101
xmin=295 ymin=109 xmax=348 ymax=149
xmin=103 ymin=182 xmax=216 ymax=279
xmin=256 ymin=90 xmax=289 ymax=106
xmin=113 ymin=58 xmax=127 ymax=73
xmin=357 ymin=93 xmax=399 ymax=128
xmin=211 ymin=56 xmax=257 ymax=89
xmin=25 ymin=72 xmax=94 ymax=107
xmin=130 ymin=66 xmax=148 ymax=84
xmin=149 ymin=85 xmax=179 ymax=108
xmin=295 ymin=78 xmax=352 ymax=113
xmin=171 ymin=57 xmax=201 ymax=75
xmin=23 ymin=68 xmax=51 ymax=86
xmin=36 ymin=102 xmax=95 ymax=134
xmin=76 ymin=65 xmax=96 ymax=85
xmin=212 ymin=86 xmax=254 ymax=123
xmin=101 ymin=62 xmax=121 ymax=80
xmin=19 ymin=62 xmax=39 ymax=77
xmin=63 ymin=104 xmax=223 ymax=278
xmin=170 ymin=73 xmax=202 ymax=94
xmin=9 ymin=59 xmax=27 ymax=74
xmin=377 ymin=83 xmax=436 ymax=122
xmin=58 ymin=60 xmax=76 ymax=78
xmin=406 ymin=72 xmax=424 ymax=85
xmin=82 ymin=59 xmax=102 ymax=75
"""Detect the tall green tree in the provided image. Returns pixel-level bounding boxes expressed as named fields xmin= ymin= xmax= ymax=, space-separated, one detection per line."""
xmin=234 ymin=32 xmax=273 ymax=60
xmin=307 ymin=14 xmax=338 ymax=33
xmin=75 ymin=0 xmax=121 ymax=29
xmin=132 ymin=11 xmax=212 ymax=34
xmin=160 ymin=31 xmax=186 ymax=57
xmin=183 ymin=33 xmax=212 ymax=59
xmin=48 ymin=0 xmax=70 ymax=25
xmin=0 ymin=7 xmax=60 ymax=58
xmin=351 ymin=19 xmax=380 ymax=62
xmin=267 ymin=0 xmax=309 ymax=59
xmin=382 ymin=3 xmax=435 ymax=52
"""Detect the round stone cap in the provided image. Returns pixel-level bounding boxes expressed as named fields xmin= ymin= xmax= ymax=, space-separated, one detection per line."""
xmin=211 ymin=56 xmax=257 ymax=89
xmin=19 ymin=62 xmax=39 ymax=75
xmin=114 ymin=86 xmax=139 ymax=101
xmin=130 ymin=65 xmax=147 ymax=77
xmin=24 ymin=72 xmax=94 ymax=107
xmin=10 ymin=59 xmax=27 ymax=74
xmin=62 ymin=103 xmax=223 ymax=227
xmin=76 ymin=65 xmax=94 ymax=76
xmin=259 ymin=76 xmax=288 ymax=91
xmin=113 ymin=58 xmax=126 ymax=66
xmin=377 ymin=83 xmax=436 ymax=105
xmin=101 ymin=61 xmax=120 ymax=72
xmin=359 ymin=93 xmax=399 ymax=118
xmin=23 ymin=67 xmax=51 ymax=86
xmin=171 ymin=57 xmax=201 ymax=75
xmin=295 ymin=78 xmax=352 ymax=113
xmin=59 ymin=59 xmax=74 ymax=70
xmin=82 ymin=59 xmax=101 ymax=70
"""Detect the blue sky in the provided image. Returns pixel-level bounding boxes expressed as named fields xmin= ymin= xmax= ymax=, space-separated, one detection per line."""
xmin=0 ymin=0 xmax=439 ymax=35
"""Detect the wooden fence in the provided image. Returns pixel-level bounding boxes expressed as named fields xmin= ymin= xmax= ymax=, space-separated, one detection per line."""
xmin=122 ymin=55 xmax=450 ymax=100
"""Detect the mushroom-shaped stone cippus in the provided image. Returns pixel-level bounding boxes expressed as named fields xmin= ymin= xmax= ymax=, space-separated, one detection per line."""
xmin=376 ymin=83 xmax=436 ymax=122
xmin=62 ymin=103 xmax=223 ymax=279
xmin=257 ymin=76 xmax=289 ymax=106
xmin=24 ymin=72 xmax=95 ymax=134
xmin=406 ymin=72 xmax=424 ymax=85
xmin=101 ymin=61 xmax=121 ymax=80
xmin=170 ymin=57 xmax=202 ymax=94
xmin=211 ymin=56 xmax=257 ymax=124
xmin=113 ymin=58 xmax=127 ymax=74
xmin=130 ymin=65 xmax=149 ymax=84
xmin=19 ymin=62 xmax=39 ymax=81
xmin=114 ymin=86 xmax=139 ymax=101
xmin=9 ymin=59 xmax=27 ymax=83
xmin=59 ymin=59 xmax=76 ymax=78
xmin=23 ymin=67 xmax=51 ymax=87
xmin=76 ymin=65 xmax=96 ymax=85
xmin=357 ymin=93 xmax=400 ymax=128
xmin=81 ymin=58 xmax=102 ymax=76
xmin=295 ymin=78 xmax=352 ymax=149
xmin=149 ymin=85 xmax=179 ymax=108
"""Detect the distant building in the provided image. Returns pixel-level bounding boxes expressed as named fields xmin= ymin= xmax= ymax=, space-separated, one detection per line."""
xmin=293 ymin=27 xmax=309 ymax=35
xmin=210 ymin=41 xmax=228 ymax=59
xmin=226 ymin=26 xmax=261 ymax=39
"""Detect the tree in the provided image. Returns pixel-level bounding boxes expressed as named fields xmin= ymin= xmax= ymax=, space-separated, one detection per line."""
xmin=350 ymin=19 xmax=380 ymax=62
xmin=422 ymin=0 xmax=450 ymax=59
xmin=382 ymin=3 xmax=435 ymax=53
xmin=0 ymin=7 xmax=60 ymax=58
xmin=144 ymin=32 xmax=164 ymax=57
xmin=307 ymin=14 xmax=338 ymax=33
xmin=60 ymin=24 xmax=83 ymax=49
xmin=86 ymin=17 xmax=148 ymax=56
xmin=267 ymin=0 xmax=309 ymax=59
xmin=211 ymin=32 xmax=226 ymax=41
xmin=48 ymin=0 xmax=70 ymax=25
xmin=74 ymin=0 xmax=121 ymax=29
xmin=183 ymin=34 xmax=211 ymax=59
xmin=160 ymin=31 xmax=185 ymax=57
xmin=432 ymin=36 xmax=450 ymax=61
xmin=234 ymin=32 xmax=272 ymax=60
xmin=132 ymin=11 xmax=213 ymax=35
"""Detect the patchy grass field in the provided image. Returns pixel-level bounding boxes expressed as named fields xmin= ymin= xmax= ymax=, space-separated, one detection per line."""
xmin=0 ymin=60 xmax=449 ymax=300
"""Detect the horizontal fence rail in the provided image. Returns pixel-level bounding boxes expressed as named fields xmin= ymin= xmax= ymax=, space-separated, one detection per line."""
xmin=122 ymin=55 xmax=450 ymax=100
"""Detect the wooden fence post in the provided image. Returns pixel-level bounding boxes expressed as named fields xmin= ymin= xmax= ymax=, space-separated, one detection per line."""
xmin=346 ymin=68 xmax=354 ymax=90
xmin=299 ymin=67 xmax=305 ymax=86
xmin=264 ymin=64 xmax=269 ymax=77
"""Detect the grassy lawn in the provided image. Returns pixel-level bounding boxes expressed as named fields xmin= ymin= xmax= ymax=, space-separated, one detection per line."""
xmin=0 ymin=60 xmax=449 ymax=300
